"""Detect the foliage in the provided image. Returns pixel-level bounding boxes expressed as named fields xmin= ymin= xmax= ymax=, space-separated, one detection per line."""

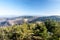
xmin=0 ymin=19 xmax=60 ymax=40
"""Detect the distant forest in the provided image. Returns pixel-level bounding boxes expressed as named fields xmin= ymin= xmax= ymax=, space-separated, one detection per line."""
xmin=0 ymin=19 xmax=60 ymax=40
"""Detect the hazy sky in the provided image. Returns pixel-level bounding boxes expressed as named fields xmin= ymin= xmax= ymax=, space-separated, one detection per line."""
xmin=0 ymin=0 xmax=60 ymax=17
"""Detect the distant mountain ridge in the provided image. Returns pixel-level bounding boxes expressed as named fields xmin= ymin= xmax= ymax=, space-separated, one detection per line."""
xmin=0 ymin=15 xmax=60 ymax=26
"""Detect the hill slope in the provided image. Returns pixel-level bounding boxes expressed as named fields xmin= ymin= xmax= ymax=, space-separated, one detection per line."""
xmin=0 ymin=16 xmax=60 ymax=26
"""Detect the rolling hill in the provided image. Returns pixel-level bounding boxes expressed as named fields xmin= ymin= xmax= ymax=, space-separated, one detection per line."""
xmin=0 ymin=15 xmax=60 ymax=26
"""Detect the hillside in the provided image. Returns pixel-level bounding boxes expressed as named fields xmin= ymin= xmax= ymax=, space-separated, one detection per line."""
xmin=0 ymin=20 xmax=60 ymax=40
xmin=0 ymin=16 xmax=60 ymax=26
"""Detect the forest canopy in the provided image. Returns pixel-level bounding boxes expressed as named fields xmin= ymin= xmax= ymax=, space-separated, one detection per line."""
xmin=0 ymin=19 xmax=60 ymax=40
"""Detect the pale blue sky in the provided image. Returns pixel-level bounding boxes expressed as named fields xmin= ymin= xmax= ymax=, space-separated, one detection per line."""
xmin=0 ymin=0 xmax=60 ymax=17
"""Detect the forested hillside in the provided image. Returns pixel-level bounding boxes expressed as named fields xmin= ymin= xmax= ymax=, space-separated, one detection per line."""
xmin=1 ymin=16 xmax=60 ymax=26
xmin=0 ymin=19 xmax=60 ymax=40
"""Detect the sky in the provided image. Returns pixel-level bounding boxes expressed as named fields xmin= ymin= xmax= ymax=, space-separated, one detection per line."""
xmin=0 ymin=0 xmax=60 ymax=17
